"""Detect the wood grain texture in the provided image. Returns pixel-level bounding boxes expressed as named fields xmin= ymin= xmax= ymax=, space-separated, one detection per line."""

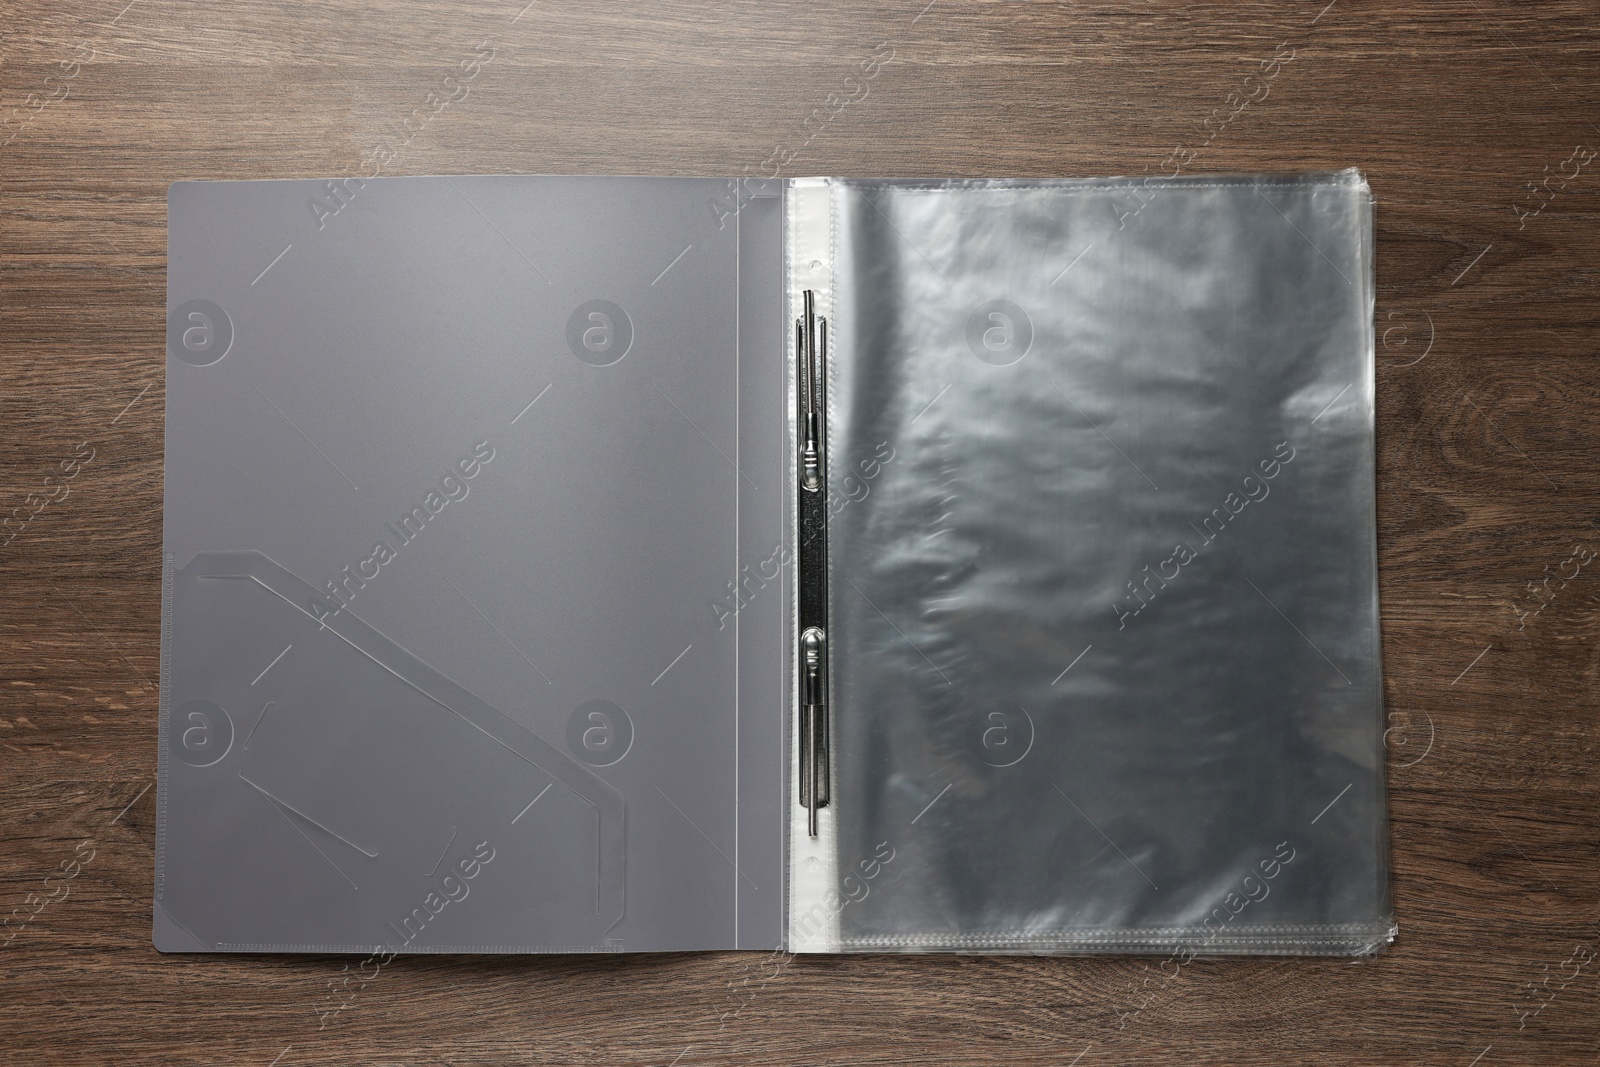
xmin=2 ymin=0 xmax=1597 ymax=1063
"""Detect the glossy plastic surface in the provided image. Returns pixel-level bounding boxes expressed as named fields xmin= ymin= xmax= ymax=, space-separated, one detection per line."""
xmin=807 ymin=172 xmax=1393 ymax=954
xmin=160 ymin=176 xmax=789 ymax=952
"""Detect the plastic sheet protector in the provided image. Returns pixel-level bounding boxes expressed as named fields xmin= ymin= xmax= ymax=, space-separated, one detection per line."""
xmin=160 ymin=171 xmax=1392 ymax=956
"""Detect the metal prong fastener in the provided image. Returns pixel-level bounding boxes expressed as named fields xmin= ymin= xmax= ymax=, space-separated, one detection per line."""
xmin=798 ymin=292 xmax=825 ymax=493
xmin=800 ymin=626 xmax=827 ymax=837
xmin=795 ymin=288 xmax=831 ymax=837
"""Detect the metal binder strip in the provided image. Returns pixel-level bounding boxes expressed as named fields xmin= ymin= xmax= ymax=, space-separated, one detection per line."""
xmin=796 ymin=290 xmax=830 ymax=834
xmin=784 ymin=177 xmax=839 ymax=952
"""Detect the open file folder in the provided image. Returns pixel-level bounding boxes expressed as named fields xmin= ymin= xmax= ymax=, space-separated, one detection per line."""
xmin=159 ymin=171 xmax=1394 ymax=954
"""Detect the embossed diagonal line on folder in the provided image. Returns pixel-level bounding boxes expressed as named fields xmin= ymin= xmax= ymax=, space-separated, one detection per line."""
xmin=239 ymin=774 xmax=379 ymax=858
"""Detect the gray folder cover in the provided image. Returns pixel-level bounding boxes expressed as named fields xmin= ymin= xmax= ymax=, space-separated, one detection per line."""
xmin=160 ymin=176 xmax=788 ymax=952
xmin=160 ymin=172 xmax=1391 ymax=956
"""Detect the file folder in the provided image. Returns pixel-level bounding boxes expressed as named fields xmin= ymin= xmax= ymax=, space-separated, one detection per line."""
xmin=159 ymin=171 xmax=1393 ymax=955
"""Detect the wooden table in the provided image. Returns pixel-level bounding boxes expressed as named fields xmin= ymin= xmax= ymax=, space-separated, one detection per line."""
xmin=3 ymin=1 xmax=1596 ymax=1064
